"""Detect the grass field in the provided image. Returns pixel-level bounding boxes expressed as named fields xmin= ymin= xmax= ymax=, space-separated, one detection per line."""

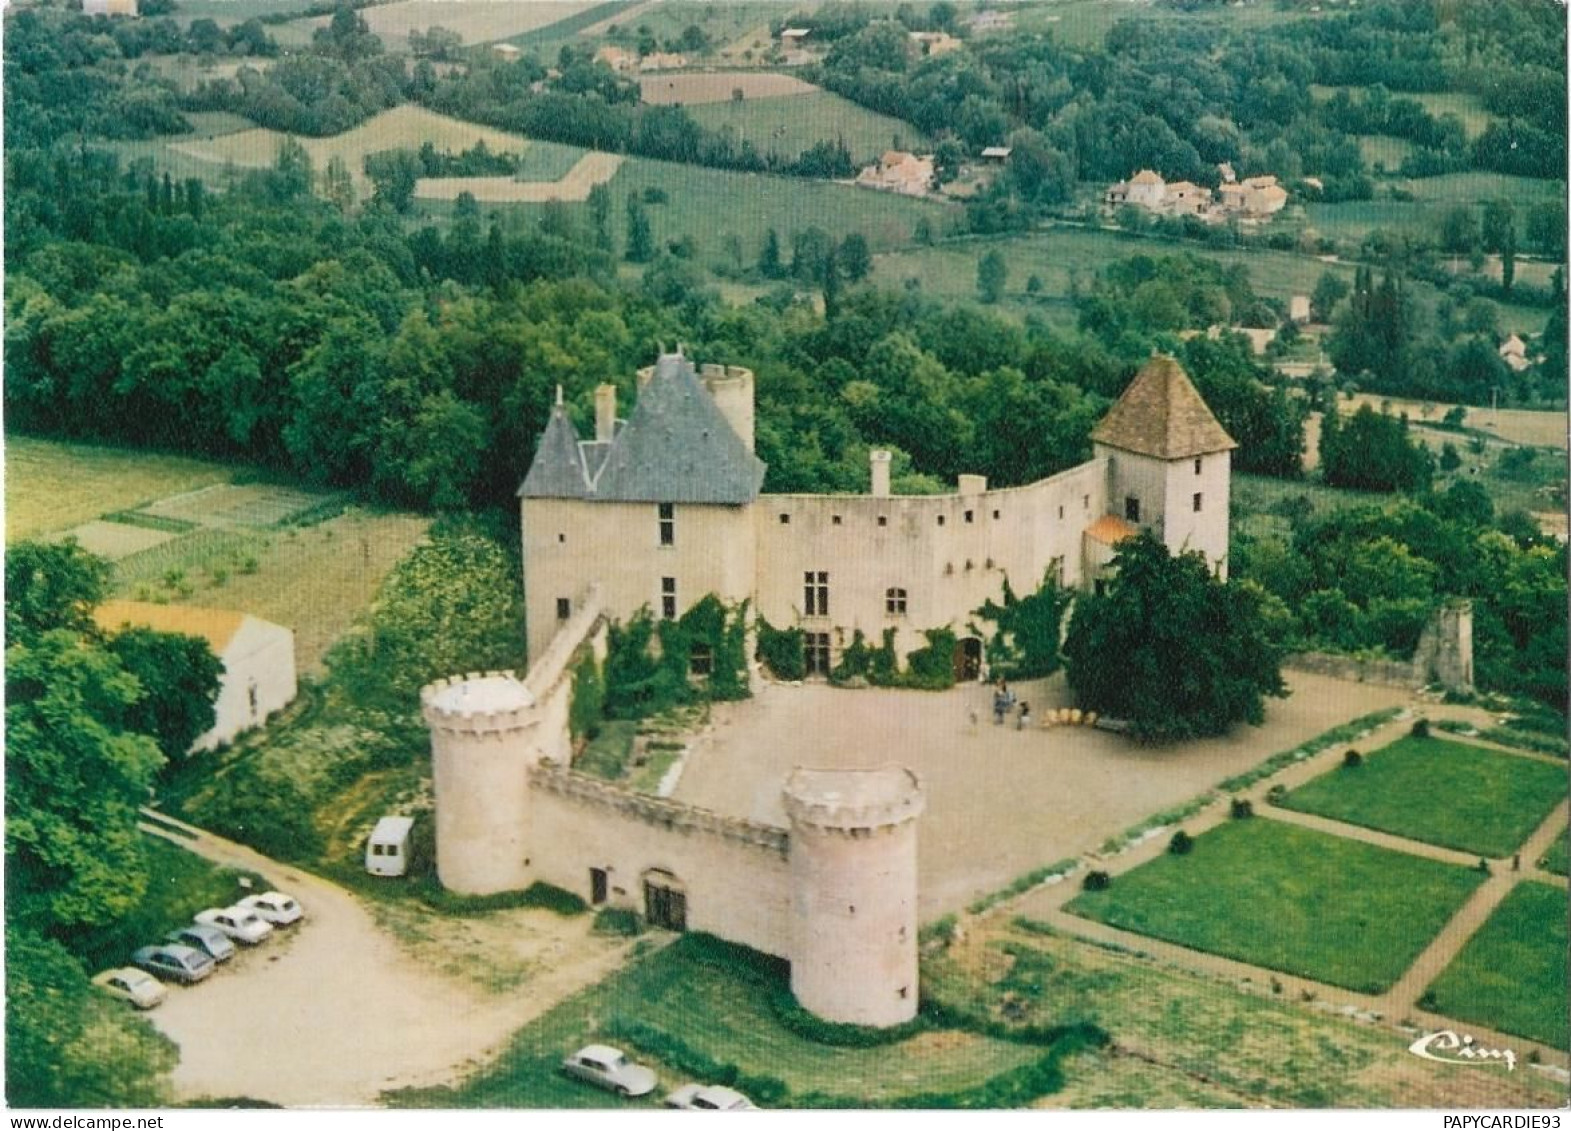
xmin=1357 ymin=134 xmax=1415 ymax=172
xmin=1278 ymin=736 xmax=1568 ymax=859
xmin=1393 ymin=171 xmax=1565 ymax=205
xmin=1541 ymin=836 xmax=1569 ymax=877
xmin=169 ymin=105 xmax=537 ymax=192
xmin=1016 ymin=0 xmax=1311 ymax=46
xmin=1423 ymin=882 xmax=1569 ymax=1050
xmin=687 ymin=90 xmax=930 ymax=164
xmin=1309 ymin=85 xmax=1498 ymax=141
xmin=391 ymin=933 xmax=1046 ymax=1108
xmin=5 ymin=434 xmax=234 ymax=541
xmin=639 ymin=71 xmax=818 ymax=105
xmin=296 ymin=0 xmax=604 ymax=50
xmin=416 ymin=152 xmax=622 ymax=202
xmin=1065 ymin=818 xmax=1486 ymax=993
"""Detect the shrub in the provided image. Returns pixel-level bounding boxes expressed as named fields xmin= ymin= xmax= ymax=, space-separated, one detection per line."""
xmin=1229 ymin=798 xmax=1254 ymax=820
xmin=1343 ymin=748 xmax=1364 ymax=768
xmin=756 ymin=616 xmax=805 ymax=681
xmin=1082 ymin=870 xmax=1111 ymax=891
xmin=1410 ymin=718 xmax=1431 ymax=738
xmin=592 ymin=906 xmax=644 ymax=936
xmin=1265 ymin=783 xmax=1287 ymax=805
xmin=1167 ymin=830 xmax=1194 ymax=856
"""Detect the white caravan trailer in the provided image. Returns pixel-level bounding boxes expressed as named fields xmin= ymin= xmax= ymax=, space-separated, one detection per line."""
xmin=366 ymin=816 xmax=415 ymax=877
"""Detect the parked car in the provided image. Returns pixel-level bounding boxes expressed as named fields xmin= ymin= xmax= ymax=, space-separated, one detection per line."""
xmin=561 ymin=1045 xmax=658 ymax=1098
xmin=92 ymin=967 xmax=167 ymax=1010
xmin=664 ymin=1084 xmax=757 ymax=1111
xmin=237 ymin=890 xmax=303 ymax=926
xmin=194 ymin=905 xmax=274 ymax=945
xmin=166 ymin=924 xmax=235 ymax=964
xmin=132 ymin=944 xmax=216 ymax=985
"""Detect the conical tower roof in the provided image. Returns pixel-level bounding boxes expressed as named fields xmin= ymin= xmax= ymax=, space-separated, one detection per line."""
xmin=1090 ymin=355 xmax=1236 ymax=460
xmin=520 ymin=404 xmax=590 ymax=498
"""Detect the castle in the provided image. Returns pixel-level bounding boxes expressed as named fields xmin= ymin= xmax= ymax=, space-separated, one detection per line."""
xmin=420 ymin=351 xmax=1237 ymax=1028
xmin=517 ymin=349 xmax=1236 ymax=673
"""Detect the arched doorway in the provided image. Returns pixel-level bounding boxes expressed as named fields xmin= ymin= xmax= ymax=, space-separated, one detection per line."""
xmin=952 ymin=636 xmax=983 ymax=682
xmin=643 ymin=868 xmax=687 ymax=932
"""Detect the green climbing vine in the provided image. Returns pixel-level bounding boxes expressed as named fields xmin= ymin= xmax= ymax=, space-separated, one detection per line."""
xmin=603 ymin=597 xmax=752 ymax=718
xmin=972 ymin=565 xmax=1072 ymax=680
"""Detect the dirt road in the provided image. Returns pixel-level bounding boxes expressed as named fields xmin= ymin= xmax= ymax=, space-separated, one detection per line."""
xmin=141 ymin=819 xmax=632 ymax=1108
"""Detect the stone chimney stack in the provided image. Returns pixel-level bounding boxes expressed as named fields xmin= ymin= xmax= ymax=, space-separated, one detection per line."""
xmin=594 ymin=384 xmax=617 ymax=443
xmin=870 ymin=450 xmax=892 ymax=498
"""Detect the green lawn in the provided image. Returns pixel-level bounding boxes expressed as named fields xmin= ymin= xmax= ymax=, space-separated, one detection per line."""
xmin=687 ymin=91 xmax=928 ymax=165
xmin=1279 ymin=736 xmax=1568 ymax=858
xmin=1424 ymin=882 xmax=1569 ymax=1050
xmin=1065 ymin=818 xmax=1486 ymax=993
xmin=1393 ymin=172 xmax=1565 ymax=205
xmin=389 ymin=933 xmax=1047 ymax=1108
xmin=1540 ymin=836 xmax=1568 ymax=877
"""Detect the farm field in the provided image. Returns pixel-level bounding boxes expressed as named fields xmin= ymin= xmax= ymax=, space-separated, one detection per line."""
xmin=1423 ymin=882 xmax=1569 ymax=1050
xmin=169 ymin=105 xmax=535 ymax=192
xmin=1308 ymin=84 xmax=1498 ymax=140
xmin=390 ymin=933 xmax=1048 ymax=1108
xmin=1339 ymin=393 xmax=1568 ymax=450
xmin=298 ymin=0 xmax=604 ymax=50
xmin=1015 ymin=0 xmax=1311 ymax=46
xmin=1064 ymin=818 xmax=1486 ymax=993
xmin=5 ymin=434 xmax=233 ymax=541
xmin=589 ymin=1 xmax=799 ymax=55
xmin=416 ymin=152 xmax=622 ymax=202
xmin=1356 ymin=134 xmax=1414 ymax=171
xmin=638 ymin=71 xmax=817 ymax=105
xmin=687 ymin=90 xmax=929 ymax=163
xmin=1277 ymin=736 xmax=1568 ymax=859
xmin=1392 ymin=171 xmax=1565 ymax=205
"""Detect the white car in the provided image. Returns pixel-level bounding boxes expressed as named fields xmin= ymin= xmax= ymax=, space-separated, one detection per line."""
xmin=194 ymin=905 xmax=274 ymax=945
xmin=92 ymin=967 xmax=167 ymax=1010
xmin=664 ymin=1084 xmax=757 ymax=1111
xmin=238 ymin=890 xmax=303 ymax=926
xmin=561 ymin=1045 xmax=658 ymax=1098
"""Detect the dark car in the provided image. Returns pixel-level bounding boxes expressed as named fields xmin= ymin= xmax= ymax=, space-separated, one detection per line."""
xmin=131 ymin=944 xmax=215 ymax=985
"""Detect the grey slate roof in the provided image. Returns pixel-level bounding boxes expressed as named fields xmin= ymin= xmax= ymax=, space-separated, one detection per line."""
xmin=519 ymin=353 xmax=766 ymax=504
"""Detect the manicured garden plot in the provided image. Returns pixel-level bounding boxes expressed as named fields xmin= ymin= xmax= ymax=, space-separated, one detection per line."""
xmin=1539 ymin=835 xmax=1568 ymax=877
xmin=1277 ymin=736 xmax=1568 ymax=858
xmin=391 ymin=933 xmax=1044 ymax=1108
xmin=1423 ymin=881 xmax=1568 ymax=1050
xmin=1065 ymin=818 xmax=1485 ymax=993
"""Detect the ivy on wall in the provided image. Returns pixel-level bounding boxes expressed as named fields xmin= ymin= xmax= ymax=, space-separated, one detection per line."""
xmin=828 ymin=627 xmax=955 ymax=690
xmin=602 ymin=597 xmax=752 ymax=719
xmin=756 ymin=616 xmax=806 ymax=681
xmin=972 ymin=566 xmax=1072 ymax=681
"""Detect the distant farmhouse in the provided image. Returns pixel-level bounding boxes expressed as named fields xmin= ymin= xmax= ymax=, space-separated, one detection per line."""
xmin=1499 ymin=334 xmax=1535 ymax=373
xmin=856 ymin=150 xmax=935 ymax=196
xmin=92 ymin=601 xmax=298 ymax=753
xmin=1106 ymin=168 xmax=1288 ymax=222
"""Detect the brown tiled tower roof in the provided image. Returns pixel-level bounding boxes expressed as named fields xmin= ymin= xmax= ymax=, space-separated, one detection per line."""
xmin=1090 ymin=355 xmax=1236 ymax=460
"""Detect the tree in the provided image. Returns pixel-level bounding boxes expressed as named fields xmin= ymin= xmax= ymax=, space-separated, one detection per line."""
xmin=759 ymin=227 xmax=783 ymax=277
xmin=977 ymin=249 xmax=1007 ymax=304
xmin=5 ymin=539 xmax=111 ymax=646
xmin=1310 ymin=271 xmax=1349 ymax=322
xmin=838 ymin=232 xmax=872 ymax=282
xmin=6 ymin=927 xmax=177 ymax=1108
xmin=1500 ymin=220 xmax=1516 ymax=295
xmin=102 ymin=628 xmax=223 ymax=762
xmin=1319 ymin=404 xmax=1434 ymax=493
xmin=587 ymin=182 xmax=613 ymax=251
xmin=364 ymin=149 xmax=419 ymax=213
xmin=1063 ymin=532 xmax=1288 ymax=742
xmin=624 ymin=195 xmax=654 ymax=263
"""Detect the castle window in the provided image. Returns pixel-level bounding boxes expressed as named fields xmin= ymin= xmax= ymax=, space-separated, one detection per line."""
xmin=964 ymin=510 xmax=974 ymax=524
xmin=832 ymin=514 xmax=843 ymax=525
xmin=804 ymin=632 xmax=831 ymax=676
xmin=1193 ymin=492 xmax=1203 ymax=513
xmin=1058 ymin=505 xmax=1064 ymax=520
xmin=661 ymin=577 xmax=676 ymax=620
xmin=558 ymin=532 xmax=566 ymax=543
xmin=658 ymin=502 xmax=674 ymax=546
xmin=936 ymin=514 xmax=946 ymax=526
xmin=1125 ymin=496 xmax=1141 ymax=523
xmin=779 ymin=513 xmax=791 ymax=525
xmin=886 ymin=587 xmax=908 ymax=615
xmin=689 ymin=644 xmax=713 ymax=677
xmin=804 ymin=571 xmax=829 ymax=617
xmin=1083 ymin=494 xmax=1089 ymax=510
xmin=556 ymin=597 xmax=571 ymax=621
xmin=1194 ymin=457 xmax=1203 ymax=475
xmin=877 ymin=516 xmax=888 ymax=527
xmin=993 ymin=509 xmax=1001 ymax=520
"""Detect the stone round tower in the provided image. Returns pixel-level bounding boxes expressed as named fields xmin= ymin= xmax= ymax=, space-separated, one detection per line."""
xmin=782 ymin=765 xmax=925 ymax=1027
xmin=421 ymin=671 xmax=540 ymax=896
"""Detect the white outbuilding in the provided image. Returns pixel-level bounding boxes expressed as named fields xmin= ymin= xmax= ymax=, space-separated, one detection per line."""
xmin=93 ymin=600 xmax=298 ymax=753
xmin=366 ymin=817 xmax=416 ymax=877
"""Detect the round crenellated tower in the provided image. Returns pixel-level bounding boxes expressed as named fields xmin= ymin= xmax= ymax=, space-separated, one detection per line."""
xmin=782 ymin=765 xmax=926 ymax=1027
xmin=421 ymin=671 xmax=540 ymax=896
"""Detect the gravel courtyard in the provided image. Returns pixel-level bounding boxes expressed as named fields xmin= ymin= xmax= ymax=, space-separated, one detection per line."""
xmin=671 ymin=671 xmax=1412 ymax=916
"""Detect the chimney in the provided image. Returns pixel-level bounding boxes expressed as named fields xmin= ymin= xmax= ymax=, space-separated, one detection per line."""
xmin=594 ymin=384 xmax=616 ymax=443
xmin=957 ymin=474 xmax=987 ymax=496
xmin=870 ymin=450 xmax=892 ymax=498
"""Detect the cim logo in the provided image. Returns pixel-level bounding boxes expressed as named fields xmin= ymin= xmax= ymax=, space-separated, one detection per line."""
xmin=1409 ymin=1029 xmax=1517 ymax=1071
